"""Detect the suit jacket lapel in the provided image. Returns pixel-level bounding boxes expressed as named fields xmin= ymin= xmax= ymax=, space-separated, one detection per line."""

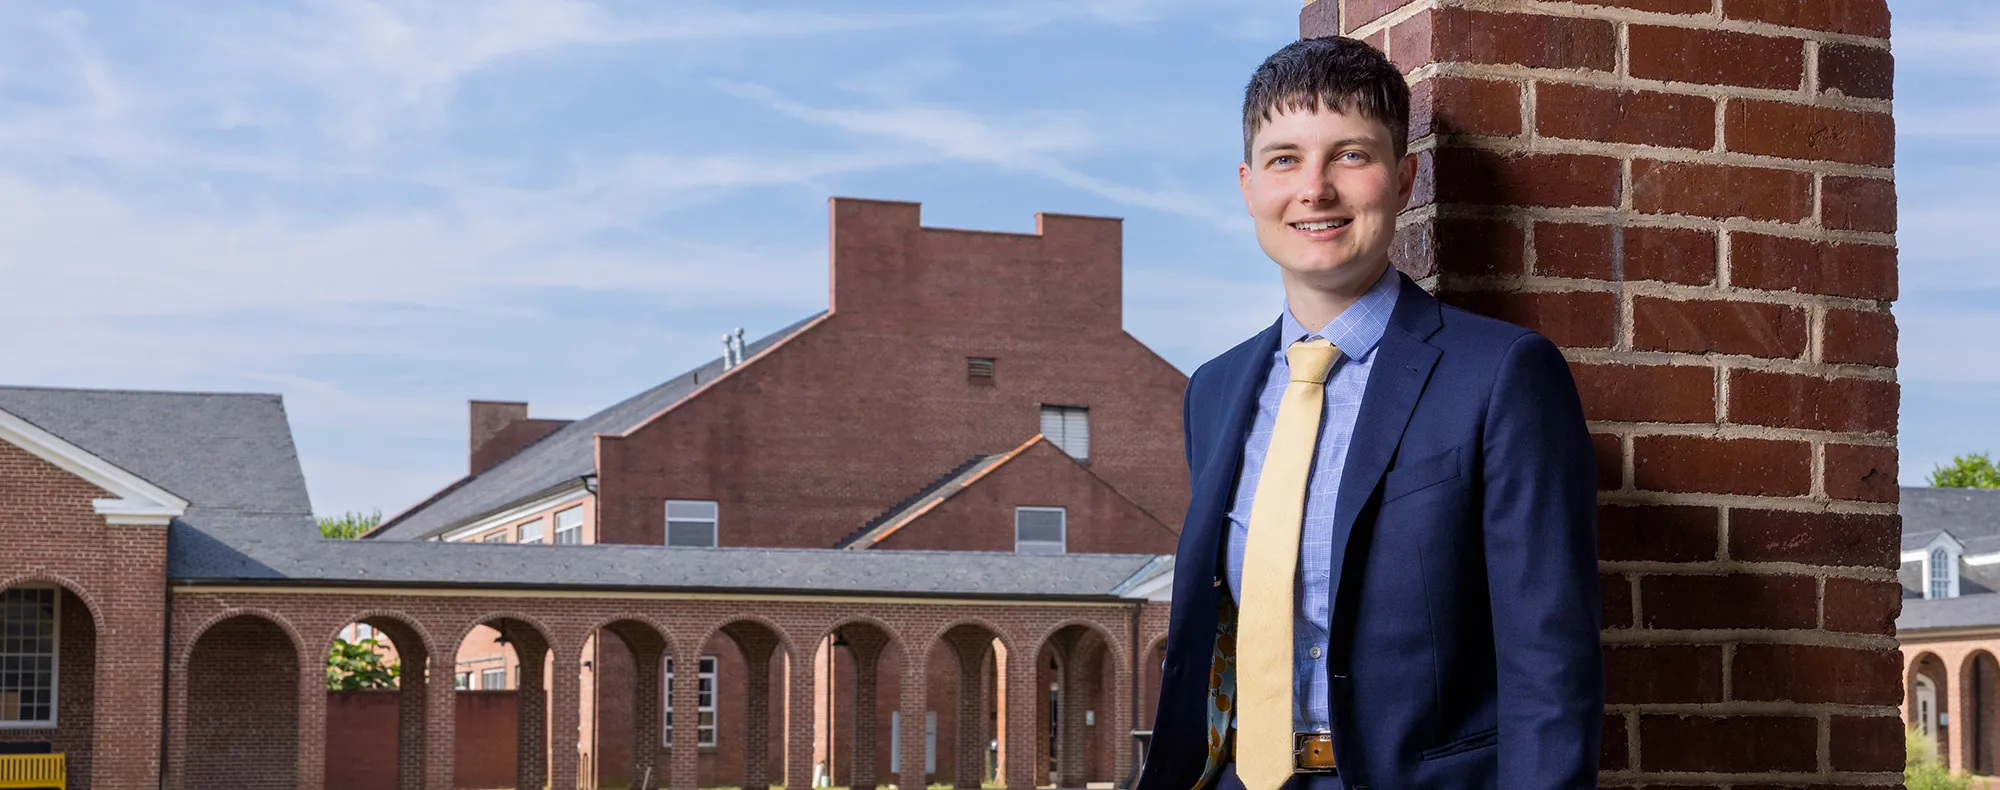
xmin=1188 ymin=319 xmax=1283 ymax=582
xmin=1327 ymin=274 xmax=1444 ymax=618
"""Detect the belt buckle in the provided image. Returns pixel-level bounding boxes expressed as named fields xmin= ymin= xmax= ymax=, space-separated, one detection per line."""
xmin=1292 ymin=731 xmax=1337 ymax=773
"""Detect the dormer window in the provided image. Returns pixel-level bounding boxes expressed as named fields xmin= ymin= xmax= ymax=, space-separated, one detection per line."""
xmin=1923 ymin=535 xmax=1963 ymax=600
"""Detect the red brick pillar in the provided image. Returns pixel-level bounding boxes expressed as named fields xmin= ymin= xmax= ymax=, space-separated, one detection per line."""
xmin=424 ymin=651 xmax=457 ymax=790
xmin=1002 ymin=645 xmax=1038 ymax=790
xmin=394 ymin=639 xmax=429 ymax=790
xmin=1302 ymin=0 xmax=1902 ymax=784
xmin=897 ymin=652 xmax=929 ymax=790
xmin=517 ymin=641 xmax=550 ymax=790
xmin=668 ymin=642 xmax=701 ymax=790
xmin=945 ymin=633 xmax=994 ymax=788
xmin=1058 ymin=640 xmax=1090 ymax=787
xmin=298 ymin=650 xmax=328 ymax=790
xmin=734 ymin=632 xmax=780 ymax=790
xmin=845 ymin=631 xmax=890 ymax=790
xmin=630 ymin=642 xmax=663 ymax=790
xmin=550 ymin=641 xmax=584 ymax=790
xmin=786 ymin=648 xmax=818 ymax=790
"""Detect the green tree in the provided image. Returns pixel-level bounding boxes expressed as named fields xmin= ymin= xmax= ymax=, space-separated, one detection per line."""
xmin=326 ymin=635 xmax=400 ymax=690
xmin=1930 ymin=453 xmax=2000 ymax=489
xmin=1908 ymin=726 xmax=1971 ymax=790
xmin=318 ymin=509 xmax=383 ymax=539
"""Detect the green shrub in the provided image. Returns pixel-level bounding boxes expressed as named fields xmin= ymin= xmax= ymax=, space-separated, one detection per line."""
xmin=1909 ymin=726 xmax=1973 ymax=790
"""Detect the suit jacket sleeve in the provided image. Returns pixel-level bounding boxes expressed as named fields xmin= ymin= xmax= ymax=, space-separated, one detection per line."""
xmin=1479 ymin=332 xmax=1604 ymax=788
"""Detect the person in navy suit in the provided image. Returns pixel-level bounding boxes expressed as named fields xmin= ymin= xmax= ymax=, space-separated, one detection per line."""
xmin=1136 ymin=37 xmax=1603 ymax=790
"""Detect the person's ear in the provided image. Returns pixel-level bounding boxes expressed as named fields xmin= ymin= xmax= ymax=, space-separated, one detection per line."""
xmin=1239 ymin=160 xmax=1254 ymax=214
xmin=1395 ymin=152 xmax=1418 ymax=208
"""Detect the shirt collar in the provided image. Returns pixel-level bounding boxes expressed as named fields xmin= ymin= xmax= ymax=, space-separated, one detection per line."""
xmin=1279 ymin=265 xmax=1401 ymax=362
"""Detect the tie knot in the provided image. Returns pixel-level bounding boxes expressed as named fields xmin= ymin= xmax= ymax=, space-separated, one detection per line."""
xmin=1288 ymin=338 xmax=1336 ymax=384
xmin=1287 ymin=338 xmax=1340 ymax=384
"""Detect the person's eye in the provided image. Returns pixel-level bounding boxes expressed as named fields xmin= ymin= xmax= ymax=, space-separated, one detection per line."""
xmin=1270 ymin=155 xmax=1299 ymax=167
xmin=1339 ymin=151 xmax=1369 ymax=163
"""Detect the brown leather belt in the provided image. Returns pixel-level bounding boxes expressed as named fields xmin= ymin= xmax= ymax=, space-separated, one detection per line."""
xmin=1294 ymin=732 xmax=1337 ymax=771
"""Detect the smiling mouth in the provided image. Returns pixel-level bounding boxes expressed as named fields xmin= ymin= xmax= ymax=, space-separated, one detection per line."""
xmin=1291 ymin=219 xmax=1352 ymax=231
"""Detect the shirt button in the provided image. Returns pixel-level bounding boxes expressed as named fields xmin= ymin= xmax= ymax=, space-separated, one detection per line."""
xmin=1309 ymin=645 xmax=1323 ymax=659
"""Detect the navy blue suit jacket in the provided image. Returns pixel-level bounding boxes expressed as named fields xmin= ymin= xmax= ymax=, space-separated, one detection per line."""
xmin=1137 ymin=273 xmax=1603 ymax=790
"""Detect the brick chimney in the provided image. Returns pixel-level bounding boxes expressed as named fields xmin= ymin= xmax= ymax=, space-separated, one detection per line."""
xmin=826 ymin=197 xmax=1124 ymax=334
xmin=468 ymin=400 xmax=571 ymax=475
xmin=1303 ymin=0 xmax=1900 ymax=782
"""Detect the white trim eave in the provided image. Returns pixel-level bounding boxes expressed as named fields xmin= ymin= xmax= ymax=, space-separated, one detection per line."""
xmin=438 ymin=485 xmax=589 ymax=543
xmin=0 ymin=406 xmax=189 ymax=523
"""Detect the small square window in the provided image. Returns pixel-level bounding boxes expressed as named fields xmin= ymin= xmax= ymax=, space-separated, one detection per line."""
xmin=481 ymin=667 xmax=506 ymax=690
xmin=1015 ymin=507 xmax=1066 ymax=555
xmin=1040 ymin=405 xmax=1089 ymax=460
xmin=519 ymin=518 xmax=545 ymax=545
xmin=665 ymin=501 xmax=719 ymax=548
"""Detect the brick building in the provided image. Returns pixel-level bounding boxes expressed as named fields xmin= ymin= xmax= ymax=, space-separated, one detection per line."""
xmin=0 ymin=0 xmax=1910 ymax=787
xmin=1894 ymin=487 xmax=2000 ymax=775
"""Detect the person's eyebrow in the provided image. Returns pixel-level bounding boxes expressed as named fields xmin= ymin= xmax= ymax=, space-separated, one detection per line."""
xmin=1256 ymin=141 xmax=1301 ymax=157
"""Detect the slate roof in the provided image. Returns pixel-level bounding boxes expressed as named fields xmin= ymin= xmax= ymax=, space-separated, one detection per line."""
xmin=1901 ymin=486 xmax=2000 ymax=554
xmin=835 ymin=453 xmax=1009 ymax=549
xmin=0 ymin=385 xmax=322 ymax=577
xmin=370 ymin=313 xmax=826 ymax=540
xmin=175 ymin=538 xmax=1170 ymax=600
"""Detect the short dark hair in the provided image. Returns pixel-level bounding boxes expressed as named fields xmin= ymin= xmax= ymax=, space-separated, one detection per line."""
xmin=1242 ymin=36 xmax=1411 ymax=162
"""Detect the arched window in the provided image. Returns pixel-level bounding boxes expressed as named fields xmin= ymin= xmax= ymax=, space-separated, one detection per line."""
xmin=1931 ymin=547 xmax=1953 ymax=599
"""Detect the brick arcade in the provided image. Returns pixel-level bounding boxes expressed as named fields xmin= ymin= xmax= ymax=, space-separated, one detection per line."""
xmin=0 ymin=1 xmax=1907 ymax=788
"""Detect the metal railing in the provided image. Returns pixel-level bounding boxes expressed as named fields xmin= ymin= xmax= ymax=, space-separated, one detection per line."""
xmin=0 ymin=753 xmax=64 ymax=790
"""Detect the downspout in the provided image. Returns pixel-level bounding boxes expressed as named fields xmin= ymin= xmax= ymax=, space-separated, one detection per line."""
xmin=158 ymin=566 xmax=173 ymax=790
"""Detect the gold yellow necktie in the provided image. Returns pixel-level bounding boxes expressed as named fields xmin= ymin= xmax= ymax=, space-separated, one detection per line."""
xmin=1236 ymin=337 xmax=1341 ymax=790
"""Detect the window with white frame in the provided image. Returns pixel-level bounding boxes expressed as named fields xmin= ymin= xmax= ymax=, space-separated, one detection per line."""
xmin=665 ymin=501 xmax=719 ymax=548
xmin=0 ymin=587 xmax=58 ymax=726
xmin=482 ymin=531 xmax=508 ymax=543
xmin=481 ymin=667 xmax=506 ymax=690
xmin=1931 ymin=547 xmax=1954 ymax=600
xmin=1040 ymin=405 xmax=1090 ymax=460
xmin=519 ymin=518 xmax=545 ymax=545
xmin=555 ymin=506 xmax=584 ymax=545
xmin=1015 ymin=507 xmax=1067 ymax=555
xmin=455 ymin=672 xmax=472 ymax=690
xmin=663 ymin=656 xmax=718 ymax=747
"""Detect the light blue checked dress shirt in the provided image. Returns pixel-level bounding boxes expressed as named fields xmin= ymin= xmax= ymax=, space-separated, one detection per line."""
xmin=1222 ymin=265 xmax=1401 ymax=733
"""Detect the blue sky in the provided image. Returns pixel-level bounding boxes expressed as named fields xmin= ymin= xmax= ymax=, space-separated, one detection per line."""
xmin=0 ymin=1 xmax=1985 ymax=517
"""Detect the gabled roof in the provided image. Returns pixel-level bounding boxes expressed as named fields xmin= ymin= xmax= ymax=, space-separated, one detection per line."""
xmin=1902 ymin=486 xmax=2000 ymax=554
xmin=0 ymin=386 xmax=318 ymax=576
xmin=370 ymin=313 xmax=825 ymax=540
xmin=834 ymin=452 xmax=1009 ymax=549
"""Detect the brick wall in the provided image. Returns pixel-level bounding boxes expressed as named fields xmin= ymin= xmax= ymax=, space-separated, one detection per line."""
xmin=184 ymin=615 xmax=298 ymax=790
xmin=596 ymin=198 xmax=1190 ymax=550
xmin=1303 ymin=0 xmax=1901 ymax=784
xmin=872 ymin=438 xmax=1178 ymax=554
xmin=0 ymin=440 xmax=168 ymax=790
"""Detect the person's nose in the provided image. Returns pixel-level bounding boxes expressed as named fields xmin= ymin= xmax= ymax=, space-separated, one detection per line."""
xmin=1297 ymin=163 xmax=1337 ymax=207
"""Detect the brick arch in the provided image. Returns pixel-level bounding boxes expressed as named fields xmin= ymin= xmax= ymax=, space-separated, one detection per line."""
xmin=583 ymin=613 xmax=679 ymax=657
xmin=178 ymin=606 xmax=309 ymax=668
xmin=699 ymin=613 xmax=797 ymax=661
xmin=1027 ymin=617 xmax=1129 ymax=669
xmin=446 ymin=610 xmax=557 ymax=657
xmin=184 ymin=611 xmax=304 ymax=790
xmin=1962 ymin=650 xmax=2000 ymax=776
xmin=324 ymin=608 xmax=438 ymax=664
xmin=813 ymin=614 xmax=907 ymax=657
xmin=0 ymin=570 xmax=107 ymax=633
xmin=917 ymin=615 xmax=1016 ymax=659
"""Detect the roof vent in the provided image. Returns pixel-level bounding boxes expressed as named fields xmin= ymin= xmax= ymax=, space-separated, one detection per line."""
xmin=721 ymin=327 xmax=747 ymax=370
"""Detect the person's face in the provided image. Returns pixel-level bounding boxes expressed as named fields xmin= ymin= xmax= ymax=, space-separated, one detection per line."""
xmin=1239 ymin=105 xmax=1416 ymax=294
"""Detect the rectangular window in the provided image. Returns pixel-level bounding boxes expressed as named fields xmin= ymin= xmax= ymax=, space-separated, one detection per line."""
xmin=665 ymin=501 xmax=719 ymax=548
xmin=481 ymin=668 xmax=506 ymax=690
xmin=455 ymin=672 xmax=472 ymax=690
xmin=555 ymin=506 xmax=584 ymax=545
xmin=0 ymin=587 xmax=57 ymax=727
xmin=1040 ymin=405 xmax=1090 ymax=460
xmin=1015 ymin=507 xmax=1067 ymax=555
xmin=482 ymin=531 xmax=508 ymax=543
xmin=663 ymin=656 xmax=718 ymax=747
xmin=519 ymin=518 xmax=545 ymax=545
xmin=1931 ymin=547 xmax=1953 ymax=599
